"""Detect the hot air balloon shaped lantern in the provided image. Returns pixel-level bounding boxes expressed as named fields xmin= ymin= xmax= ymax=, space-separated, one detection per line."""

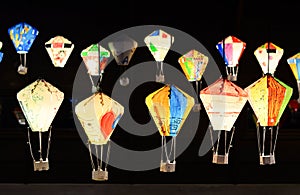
xmin=0 ymin=41 xmax=3 ymax=63
xmin=245 ymin=42 xmax=292 ymax=165
xmin=75 ymin=92 xmax=124 ymax=181
xmin=216 ymin=35 xmax=246 ymax=81
xmin=287 ymin=53 xmax=300 ymax=103
xmin=178 ymin=49 xmax=209 ymax=112
xmin=8 ymin=22 xmax=39 ymax=75
xmin=145 ymin=84 xmax=194 ymax=172
xmin=17 ymin=79 xmax=64 ymax=171
xmin=45 ymin=35 xmax=74 ymax=68
xmin=200 ymin=78 xmax=248 ymax=164
xmin=108 ymin=34 xmax=137 ymax=86
xmin=81 ymin=44 xmax=110 ymax=93
xmin=144 ymin=29 xmax=174 ymax=83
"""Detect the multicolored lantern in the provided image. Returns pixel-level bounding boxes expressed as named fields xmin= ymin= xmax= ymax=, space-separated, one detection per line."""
xmin=108 ymin=34 xmax=137 ymax=86
xmin=246 ymin=42 xmax=292 ymax=165
xmin=216 ymin=35 xmax=246 ymax=81
xmin=287 ymin=52 xmax=300 ymax=103
xmin=144 ymin=29 xmax=174 ymax=83
xmin=81 ymin=44 xmax=110 ymax=93
xmin=200 ymin=77 xmax=248 ymax=164
xmin=75 ymin=92 xmax=124 ymax=181
xmin=145 ymin=84 xmax=194 ymax=172
xmin=45 ymin=35 xmax=74 ymax=68
xmin=178 ymin=49 xmax=209 ymax=112
xmin=8 ymin=22 xmax=39 ymax=74
xmin=17 ymin=79 xmax=64 ymax=171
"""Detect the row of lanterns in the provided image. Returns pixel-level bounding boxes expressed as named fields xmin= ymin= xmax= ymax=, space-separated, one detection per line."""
xmin=2 ymin=22 xmax=299 ymax=181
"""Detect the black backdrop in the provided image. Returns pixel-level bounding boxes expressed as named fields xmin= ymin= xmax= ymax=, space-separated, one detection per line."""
xmin=0 ymin=0 xmax=300 ymax=184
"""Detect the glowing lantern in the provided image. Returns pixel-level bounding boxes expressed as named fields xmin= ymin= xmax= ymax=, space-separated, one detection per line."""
xmin=144 ymin=29 xmax=174 ymax=83
xmin=108 ymin=34 xmax=137 ymax=86
xmin=17 ymin=79 xmax=64 ymax=171
xmin=145 ymin=84 xmax=194 ymax=172
xmin=75 ymin=92 xmax=124 ymax=181
xmin=178 ymin=49 xmax=209 ymax=112
xmin=245 ymin=42 xmax=292 ymax=165
xmin=200 ymin=77 xmax=248 ymax=164
xmin=81 ymin=44 xmax=110 ymax=93
xmin=216 ymin=35 xmax=246 ymax=81
xmin=0 ymin=41 xmax=3 ymax=62
xmin=45 ymin=35 xmax=74 ymax=68
xmin=8 ymin=22 xmax=39 ymax=75
xmin=287 ymin=52 xmax=300 ymax=103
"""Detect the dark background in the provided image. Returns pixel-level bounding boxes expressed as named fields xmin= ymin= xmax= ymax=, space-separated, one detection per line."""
xmin=0 ymin=0 xmax=300 ymax=184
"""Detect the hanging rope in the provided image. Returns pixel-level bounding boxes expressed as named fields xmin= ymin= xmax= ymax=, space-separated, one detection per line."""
xmin=209 ymin=123 xmax=215 ymax=152
xmin=104 ymin=140 xmax=111 ymax=171
xmin=256 ymin=122 xmax=261 ymax=155
xmin=272 ymin=125 xmax=279 ymax=155
xmin=46 ymin=126 xmax=52 ymax=159
xmin=87 ymin=142 xmax=95 ymax=170
xmin=27 ymin=127 xmax=35 ymax=161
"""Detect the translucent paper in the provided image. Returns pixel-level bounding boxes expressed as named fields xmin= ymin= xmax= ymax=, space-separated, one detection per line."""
xmin=145 ymin=84 xmax=194 ymax=136
xmin=16 ymin=79 xmax=64 ymax=132
xmin=45 ymin=35 xmax=74 ymax=68
xmin=200 ymin=78 xmax=248 ymax=131
xmin=75 ymin=92 xmax=124 ymax=145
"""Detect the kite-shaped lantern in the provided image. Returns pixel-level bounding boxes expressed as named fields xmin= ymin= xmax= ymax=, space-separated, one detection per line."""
xmin=0 ymin=41 xmax=3 ymax=63
xmin=287 ymin=52 xmax=300 ymax=103
xmin=216 ymin=35 xmax=246 ymax=81
xmin=145 ymin=84 xmax=194 ymax=172
xmin=75 ymin=92 xmax=124 ymax=181
xmin=17 ymin=79 xmax=64 ymax=171
xmin=45 ymin=35 xmax=74 ymax=68
xmin=246 ymin=43 xmax=292 ymax=165
xmin=144 ymin=29 xmax=174 ymax=83
xmin=200 ymin=78 xmax=248 ymax=164
xmin=108 ymin=34 xmax=137 ymax=86
xmin=81 ymin=44 xmax=110 ymax=93
xmin=178 ymin=49 xmax=209 ymax=112
xmin=8 ymin=22 xmax=39 ymax=75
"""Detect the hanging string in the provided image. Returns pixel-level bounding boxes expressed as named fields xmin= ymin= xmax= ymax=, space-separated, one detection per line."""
xmin=88 ymin=142 xmax=95 ymax=170
xmin=161 ymin=136 xmax=164 ymax=163
xmin=27 ymin=127 xmax=35 ymax=161
xmin=95 ymin=144 xmax=100 ymax=170
xmin=269 ymin=126 xmax=273 ymax=154
xmin=104 ymin=140 xmax=111 ymax=171
xmin=215 ymin=130 xmax=221 ymax=154
xmin=38 ymin=131 xmax=42 ymax=160
xmin=224 ymin=130 xmax=227 ymax=154
xmin=227 ymin=126 xmax=236 ymax=154
xmin=256 ymin=122 xmax=261 ymax=155
xmin=209 ymin=123 xmax=215 ymax=152
xmin=262 ymin=126 xmax=266 ymax=155
xmin=46 ymin=126 xmax=52 ymax=159
xmin=272 ymin=125 xmax=279 ymax=155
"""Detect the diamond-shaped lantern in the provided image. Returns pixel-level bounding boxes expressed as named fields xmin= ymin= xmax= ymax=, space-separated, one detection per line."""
xmin=246 ymin=42 xmax=292 ymax=165
xmin=145 ymin=84 xmax=194 ymax=172
xmin=75 ymin=92 xmax=124 ymax=181
xmin=8 ymin=22 xmax=39 ymax=74
xmin=178 ymin=49 xmax=209 ymax=112
xmin=81 ymin=44 xmax=110 ymax=93
xmin=200 ymin=78 xmax=248 ymax=164
xmin=287 ymin=52 xmax=300 ymax=103
xmin=216 ymin=35 xmax=246 ymax=81
xmin=17 ymin=79 xmax=64 ymax=171
xmin=108 ymin=34 xmax=137 ymax=86
xmin=144 ymin=29 xmax=174 ymax=83
xmin=45 ymin=35 xmax=74 ymax=68
xmin=254 ymin=42 xmax=283 ymax=75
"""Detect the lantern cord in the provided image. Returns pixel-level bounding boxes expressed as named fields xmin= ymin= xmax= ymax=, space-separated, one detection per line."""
xmin=161 ymin=136 xmax=175 ymax=163
xmin=88 ymin=142 xmax=95 ymax=170
xmin=27 ymin=127 xmax=35 ymax=161
xmin=272 ymin=125 xmax=279 ymax=154
xmin=262 ymin=126 xmax=266 ymax=155
xmin=236 ymin=66 xmax=239 ymax=77
xmin=39 ymin=131 xmax=42 ymax=160
xmin=209 ymin=123 xmax=215 ymax=151
xmin=227 ymin=126 xmax=236 ymax=154
xmin=105 ymin=140 xmax=111 ymax=171
xmin=19 ymin=53 xmax=27 ymax=67
xmin=270 ymin=126 xmax=273 ymax=154
xmin=161 ymin=136 xmax=164 ymax=163
xmin=256 ymin=122 xmax=261 ymax=155
xmin=215 ymin=130 xmax=221 ymax=154
xmin=224 ymin=130 xmax=227 ymax=154
xmin=46 ymin=126 xmax=52 ymax=160
xmin=95 ymin=144 xmax=101 ymax=170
